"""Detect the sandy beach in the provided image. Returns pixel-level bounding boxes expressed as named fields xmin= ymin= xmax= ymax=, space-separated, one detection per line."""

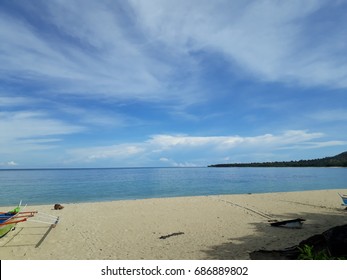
xmin=1 ymin=189 xmax=346 ymax=260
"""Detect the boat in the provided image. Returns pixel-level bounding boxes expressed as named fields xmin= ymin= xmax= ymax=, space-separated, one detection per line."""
xmin=0 ymin=203 xmax=35 ymax=238
xmin=339 ymin=193 xmax=347 ymax=207
xmin=0 ymin=201 xmax=59 ymax=239
xmin=270 ymin=218 xmax=305 ymax=229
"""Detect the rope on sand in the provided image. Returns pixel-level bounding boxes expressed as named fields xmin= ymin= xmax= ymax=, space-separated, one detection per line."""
xmin=211 ymin=197 xmax=275 ymax=220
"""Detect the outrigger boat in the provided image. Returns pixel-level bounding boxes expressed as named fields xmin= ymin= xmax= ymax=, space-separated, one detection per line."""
xmin=0 ymin=204 xmax=33 ymax=238
xmin=0 ymin=201 xmax=59 ymax=239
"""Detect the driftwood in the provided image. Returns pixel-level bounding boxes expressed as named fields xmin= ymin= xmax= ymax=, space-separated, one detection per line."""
xmin=250 ymin=224 xmax=347 ymax=259
xmin=159 ymin=232 xmax=184 ymax=240
xmin=270 ymin=218 xmax=305 ymax=229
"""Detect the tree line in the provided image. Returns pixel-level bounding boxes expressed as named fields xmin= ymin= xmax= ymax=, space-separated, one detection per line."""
xmin=208 ymin=151 xmax=347 ymax=168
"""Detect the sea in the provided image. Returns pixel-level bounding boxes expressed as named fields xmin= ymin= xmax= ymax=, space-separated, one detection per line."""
xmin=0 ymin=167 xmax=347 ymax=206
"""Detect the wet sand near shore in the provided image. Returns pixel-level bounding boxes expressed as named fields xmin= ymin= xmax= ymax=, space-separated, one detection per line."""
xmin=1 ymin=189 xmax=346 ymax=260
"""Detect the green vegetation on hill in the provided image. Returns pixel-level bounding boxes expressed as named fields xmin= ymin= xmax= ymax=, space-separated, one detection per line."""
xmin=208 ymin=151 xmax=347 ymax=168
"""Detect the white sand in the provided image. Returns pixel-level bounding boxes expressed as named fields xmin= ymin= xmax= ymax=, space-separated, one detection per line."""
xmin=0 ymin=189 xmax=346 ymax=260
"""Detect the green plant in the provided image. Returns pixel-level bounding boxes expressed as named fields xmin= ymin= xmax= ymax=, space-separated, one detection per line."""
xmin=298 ymin=245 xmax=346 ymax=260
xmin=298 ymin=245 xmax=331 ymax=260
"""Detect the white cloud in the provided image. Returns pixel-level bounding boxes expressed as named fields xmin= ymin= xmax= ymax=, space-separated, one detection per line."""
xmin=0 ymin=110 xmax=84 ymax=154
xmin=172 ymin=161 xmax=199 ymax=167
xmin=0 ymin=161 xmax=18 ymax=167
xmin=146 ymin=130 xmax=324 ymax=151
xmin=130 ymin=0 xmax=347 ymax=88
xmin=159 ymin=157 xmax=198 ymax=167
xmin=1 ymin=1 xmax=346 ymax=167
xmin=65 ymin=130 xmax=344 ymax=166
xmin=69 ymin=144 xmax=145 ymax=163
xmin=2 ymin=0 xmax=345 ymax=109
xmin=0 ymin=2 xmax=181 ymax=102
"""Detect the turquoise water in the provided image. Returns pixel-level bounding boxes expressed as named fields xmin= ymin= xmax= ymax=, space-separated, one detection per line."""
xmin=0 ymin=167 xmax=346 ymax=206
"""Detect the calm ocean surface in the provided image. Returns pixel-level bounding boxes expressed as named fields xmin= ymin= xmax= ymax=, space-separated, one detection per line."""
xmin=0 ymin=167 xmax=346 ymax=206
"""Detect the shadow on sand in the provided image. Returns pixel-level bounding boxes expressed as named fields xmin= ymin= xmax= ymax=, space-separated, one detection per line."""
xmin=0 ymin=225 xmax=54 ymax=248
xmin=202 ymin=209 xmax=347 ymax=260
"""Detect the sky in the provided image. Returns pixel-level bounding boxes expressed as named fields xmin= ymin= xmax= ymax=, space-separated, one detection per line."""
xmin=1 ymin=0 xmax=347 ymax=168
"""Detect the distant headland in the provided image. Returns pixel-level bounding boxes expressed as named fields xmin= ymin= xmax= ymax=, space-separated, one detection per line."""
xmin=208 ymin=151 xmax=347 ymax=167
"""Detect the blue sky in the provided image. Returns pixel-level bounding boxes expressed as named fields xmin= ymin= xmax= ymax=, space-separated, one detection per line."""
xmin=1 ymin=0 xmax=347 ymax=168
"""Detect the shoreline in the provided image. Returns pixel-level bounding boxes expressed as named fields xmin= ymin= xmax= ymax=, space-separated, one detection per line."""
xmin=1 ymin=189 xmax=346 ymax=260
xmin=3 ymin=186 xmax=347 ymax=208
